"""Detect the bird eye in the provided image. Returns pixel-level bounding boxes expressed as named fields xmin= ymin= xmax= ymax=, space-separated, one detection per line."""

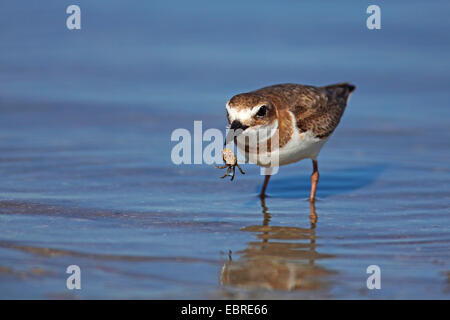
xmin=256 ymin=105 xmax=267 ymax=117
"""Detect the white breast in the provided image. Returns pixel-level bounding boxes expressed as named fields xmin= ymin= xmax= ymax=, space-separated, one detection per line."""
xmin=275 ymin=129 xmax=327 ymax=166
xmin=236 ymin=111 xmax=327 ymax=167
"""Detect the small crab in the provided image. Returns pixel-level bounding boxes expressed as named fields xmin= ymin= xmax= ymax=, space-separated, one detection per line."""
xmin=215 ymin=148 xmax=245 ymax=181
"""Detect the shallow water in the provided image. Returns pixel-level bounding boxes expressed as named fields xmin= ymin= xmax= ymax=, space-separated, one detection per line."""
xmin=0 ymin=1 xmax=449 ymax=299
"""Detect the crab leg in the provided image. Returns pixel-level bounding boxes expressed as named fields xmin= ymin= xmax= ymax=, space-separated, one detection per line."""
xmin=215 ymin=164 xmax=228 ymax=169
xmin=230 ymin=166 xmax=236 ymax=181
xmin=236 ymin=163 xmax=245 ymax=175
xmin=221 ymin=167 xmax=231 ymax=178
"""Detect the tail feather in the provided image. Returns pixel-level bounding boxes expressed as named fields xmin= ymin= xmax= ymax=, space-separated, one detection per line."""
xmin=322 ymin=83 xmax=355 ymax=100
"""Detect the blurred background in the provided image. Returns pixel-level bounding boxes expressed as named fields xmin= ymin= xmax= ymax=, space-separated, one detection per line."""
xmin=0 ymin=0 xmax=449 ymax=299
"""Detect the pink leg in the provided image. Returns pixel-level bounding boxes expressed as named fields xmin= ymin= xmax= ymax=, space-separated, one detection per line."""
xmin=259 ymin=175 xmax=271 ymax=198
xmin=309 ymin=160 xmax=319 ymax=202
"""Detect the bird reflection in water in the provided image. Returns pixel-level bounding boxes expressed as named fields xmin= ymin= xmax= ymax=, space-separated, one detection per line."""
xmin=220 ymin=198 xmax=333 ymax=291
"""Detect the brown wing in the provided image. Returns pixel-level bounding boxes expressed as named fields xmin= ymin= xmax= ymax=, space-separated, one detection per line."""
xmin=283 ymin=83 xmax=355 ymax=138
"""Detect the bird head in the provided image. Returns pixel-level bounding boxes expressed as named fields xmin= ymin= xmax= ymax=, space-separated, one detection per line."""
xmin=225 ymin=93 xmax=279 ymax=145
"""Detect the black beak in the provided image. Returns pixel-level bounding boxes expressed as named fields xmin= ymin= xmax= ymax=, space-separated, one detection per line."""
xmin=230 ymin=120 xmax=249 ymax=131
xmin=225 ymin=120 xmax=249 ymax=146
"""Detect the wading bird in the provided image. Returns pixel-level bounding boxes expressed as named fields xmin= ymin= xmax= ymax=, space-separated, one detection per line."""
xmin=224 ymin=83 xmax=355 ymax=201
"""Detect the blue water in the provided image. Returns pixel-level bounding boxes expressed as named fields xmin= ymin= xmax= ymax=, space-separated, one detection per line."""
xmin=0 ymin=0 xmax=449 ymax=299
